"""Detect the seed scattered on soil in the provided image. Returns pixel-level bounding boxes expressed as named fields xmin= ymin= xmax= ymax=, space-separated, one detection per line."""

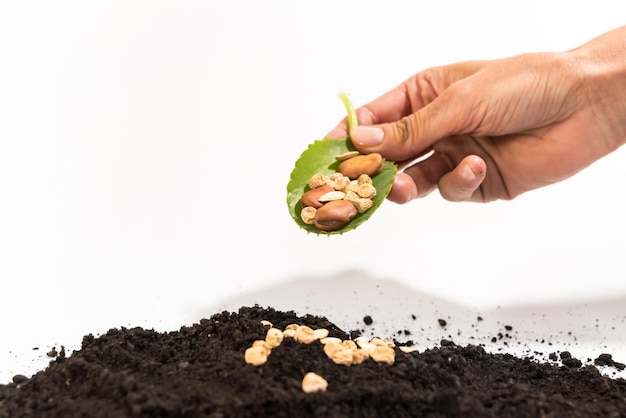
xmin=1 ymin=305 xmax=626 ymax=418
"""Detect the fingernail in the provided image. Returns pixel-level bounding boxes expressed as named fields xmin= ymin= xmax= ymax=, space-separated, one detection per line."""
xmin=461 ymin=164 xmax=476 ymax=181
xmin=351 ymin=126 xmax=384 ymax=147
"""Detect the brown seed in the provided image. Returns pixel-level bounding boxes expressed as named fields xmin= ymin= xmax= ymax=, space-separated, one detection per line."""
xmin=301 ymin=185 xmax=334 ymax=209
xmin=314 ymin=200 xmax=357 ymax=232
xmin=338 ymin=153 xmax=384 ymax=179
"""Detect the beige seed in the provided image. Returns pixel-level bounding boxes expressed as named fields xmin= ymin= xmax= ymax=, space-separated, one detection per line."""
xmin=400 ymin=346 xmax=419 ymax=353
xmin=265 ymin=328 xmax=284 ymax=348
xmin=330 ymin=348 xmax=354 ymax=366
xmin=302 ymin=372 xmax=328 ymax=393
xmin=357 ymin=174 xmax=373 ymax=185
xmin=352 ymin=198 xmax=373 ymax=214
xmin=260 ymin=320 xmax=273 ymax=327
xmin=285 ymin=324 xmax=299 ymax=331
xmin=308 ymin=174 xmax=328 ymax=189
xmin=313 ymin=328 xmax=329 ymax=340
xmin=354 ymin=336 xmax=371 ymax=346
xmin=329 ymin=172 xmax=345 ymax=181
xmin=358 ymin=341 xmax=377 ymax=356
xmin=300 ymin=206 xmax=316 ymax=224
xmin=251 ymin=340 xmax=272 ymax=356
xmin=333 ymin=175 xmax=352 ymax=192
xmin=320 ymin=336 xmax=342 ymax=345
xmin=323 ymin=341 xmax=343 ymax=357
xmin=340 ymin=340 xmax=357 ymax=351
xmin=356 ymin=183 xmax=377 ymax=199
xmin=370 ymin=337 xmax=389 ymax=347
xmin=318 ymin=190 xmax=346 ymax=202
xmin=370 ymin=345 xmax=395 ymax=365
xmin=351 ymin=348 xmax=370 ymax=365
xmin=335 ymin=150 xmax=360 ymax=161
xmin=283 ymin=329 xmax=296 ymax=338
xmin=245 ymin=346 xmax=269 ymax=366
xmin=294 ymin=325 xmax=316 ymax=344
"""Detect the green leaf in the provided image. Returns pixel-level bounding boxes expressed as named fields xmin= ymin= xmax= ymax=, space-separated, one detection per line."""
xmin=286 ymin=94 xmax=397 ymax=235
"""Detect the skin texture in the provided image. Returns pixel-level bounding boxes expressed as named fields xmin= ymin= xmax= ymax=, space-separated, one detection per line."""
xmin=327 ymin=25 xmax=626 ymax=203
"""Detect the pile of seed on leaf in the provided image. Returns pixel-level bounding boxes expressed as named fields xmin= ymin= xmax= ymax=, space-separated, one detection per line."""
xmin=300 ymin=151 xmax=383 ymax=231
xmin=1 ymin=305 xmax=626 ymax=418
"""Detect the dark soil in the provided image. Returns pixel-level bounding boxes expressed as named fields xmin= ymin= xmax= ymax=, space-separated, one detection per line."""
xmin=1 ymin=305 xmax=626 ymax=418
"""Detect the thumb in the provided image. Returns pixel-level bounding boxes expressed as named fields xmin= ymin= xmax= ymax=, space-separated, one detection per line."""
xmin=350 ymin=89 xmax=476 ymax=161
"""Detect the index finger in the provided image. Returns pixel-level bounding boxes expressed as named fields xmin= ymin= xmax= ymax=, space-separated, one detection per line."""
xmin=326 ymin=60 xmax=488 ymax=139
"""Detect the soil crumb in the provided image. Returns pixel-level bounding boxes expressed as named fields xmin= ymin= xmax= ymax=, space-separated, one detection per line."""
xmin=1 ymin=305 xmax=625 ymax=418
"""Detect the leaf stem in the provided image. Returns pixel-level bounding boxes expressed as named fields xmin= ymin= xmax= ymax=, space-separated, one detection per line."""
xmin=338 ymin=92 xmax=358 ymax=133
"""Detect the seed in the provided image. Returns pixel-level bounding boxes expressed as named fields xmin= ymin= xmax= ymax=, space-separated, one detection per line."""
xmin=356 ymin=183 xmax=376 ymax=199
xmin=354 ymin=336 xmax=371 ymax=346
xmin=344 ymin=190 xmax=373 ymax=213
xmin=351 ymin=348 xmax=370 ymax=365
xmin=357 ymin=174 xmax=373 ymax=185
xmin=370 ymin=345 xmax=395 ymax=365
xmin=294 ymin=325 xmax=316 ymax=344
xmin=314 ymin=200 xmax=357 ymax=232
xmin=330 ymin=348 xmax=354 ymax=366
xmin=333 ymin=175 xmax=352 ymax=192
xmin=283 ymin=329 xmax=296 ymax=338
xmin=285 ymin=324 xmax=299 ymax=330
xmin=358 ymin=341 xmax=377 ymax=356
xmin=300 ymin=206 xmax=316 ymax=224
xmin=320 ymin=337 xmax=342 ymax=345
xmin=370 ymin=337 xmax=390 ymax=347
xmin=308 ymin=174 xmax=328 ymax=189
xmin=323 ymin=341 xmax=343 ymax=358
xmin=338 ymin=153 xmax=384 ymax=179
xmin=260 ymin=320 xmax=273 ymax=327
xmin=301 ymin=185 xmax=334 ymax=209
xmin=265 ymin=328 xmax=284 ymax=348
xmin=340 ymin=340 xmax=357 ymax=351
xmin=245 ymin=346 xmax=269 ymax=366
xmin=318 ymin=190 xmax=346 ymax=202
xmin=335 ymin=150 xmax=360 ymax=160
xmin=313 ymin=328 xmax=329 ymax=340
xmin=251 ymin=340 xmax=272 ymax=356
xmin=302 ymin=372 xmax=328 ymax=393
xmin=400 ymin=346 xmax=418 ymax=353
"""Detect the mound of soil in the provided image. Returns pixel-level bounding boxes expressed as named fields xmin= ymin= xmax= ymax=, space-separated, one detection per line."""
xmin=1 ymin=305 xmax=625 ymax=417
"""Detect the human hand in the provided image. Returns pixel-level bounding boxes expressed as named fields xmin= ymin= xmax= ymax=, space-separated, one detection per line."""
xmin=326 ymin=26 xmax=626 ymax=203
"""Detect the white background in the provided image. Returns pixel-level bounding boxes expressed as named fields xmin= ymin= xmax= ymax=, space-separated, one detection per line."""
xmin=1 ymin=1 xmax=626 ymax=382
